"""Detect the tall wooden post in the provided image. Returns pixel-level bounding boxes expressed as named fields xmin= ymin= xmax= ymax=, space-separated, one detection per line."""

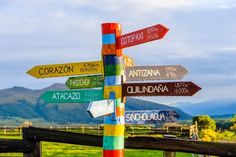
xmin=101 ymin=23 xmax=125 ymax=157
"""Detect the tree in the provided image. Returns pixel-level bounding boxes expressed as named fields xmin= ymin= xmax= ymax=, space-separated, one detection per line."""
xmin=230 ymin=114 xmax=236 ymax=132
xmin=193 ymin=115 xmax=216 ymax=131
xmin=193 ymin=115 xmax=217 ymax=142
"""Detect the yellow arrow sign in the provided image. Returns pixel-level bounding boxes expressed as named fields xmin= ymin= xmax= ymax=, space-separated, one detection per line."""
xmin=27 ymin=61 xmax=103 ymax=79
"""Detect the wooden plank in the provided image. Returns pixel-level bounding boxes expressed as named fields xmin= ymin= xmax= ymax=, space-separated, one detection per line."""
xmin=125 ymin=137 xmax=236 ymax=157
xmin=21 ymin=127 xmax=236 ymax=157
xmin=66 ymin=75 xmax=103 ymax=89
xmin=117 ymin=24 xmax=169 ymax=49
xmin=87 ymin=99 xmax=115 ymax=118
xmin=22 ymin=127 xmax=103 ymax=147
xmin=125 ymin=65 xmax=188 ymax=81
xmin=27 ymin=61 xmax=103 ymax=79
xmin=125 ymin=110 xmax=179 ymax=124
xmin=122 ymin=82 xmax=201 ymax=97
xmin=40 ymin=89 xmax=103 ymax=103
xmin=23 ymin=142 xmax=41 ymax=157
xmin=0 ymin=139 xmax=34 ymax=153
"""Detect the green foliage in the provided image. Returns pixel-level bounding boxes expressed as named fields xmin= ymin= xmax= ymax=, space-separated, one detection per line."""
xmin=230 ymin=114 xmax=236 ymax=123
xmin=216 ymin=119 xmax=232 ymax=130
xmin=200 ymin=129 xmax=217 ymax=142
xmin=193 ymin=115 xmax=216 ymax=131
xmin=230 ymin=114 xmax=236 ymax=132
xmin=217 ymin=130 xmax=236 ymax=141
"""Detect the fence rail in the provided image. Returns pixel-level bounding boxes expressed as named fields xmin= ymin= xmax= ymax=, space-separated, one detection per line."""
xmin=0 ymin=124 xmax=193 ymax=137
xmin=0 ymin=127 xmax=235 ymax=157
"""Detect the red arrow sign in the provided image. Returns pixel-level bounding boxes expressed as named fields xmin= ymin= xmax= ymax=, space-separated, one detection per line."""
xmin=122 ymin=81 xmax=201 ymax=97
xmin=117 ymin=24 xmax=169 ymax=49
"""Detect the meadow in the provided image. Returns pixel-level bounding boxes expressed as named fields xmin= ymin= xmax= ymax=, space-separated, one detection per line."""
xmin=0 ymin=134 xmax=197 ymax=157
xmin=1 ymin=124 xmax=235 ymax=157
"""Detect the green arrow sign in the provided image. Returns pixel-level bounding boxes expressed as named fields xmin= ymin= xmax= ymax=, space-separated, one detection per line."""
xmin=66 ymin=75 xmax=103 ymax=89
xmin=40 ymin=90 xmax=103 ymax=103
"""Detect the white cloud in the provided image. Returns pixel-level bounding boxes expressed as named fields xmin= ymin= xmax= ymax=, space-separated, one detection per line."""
xmin=0 ymin=0 xmax=235 ymax=103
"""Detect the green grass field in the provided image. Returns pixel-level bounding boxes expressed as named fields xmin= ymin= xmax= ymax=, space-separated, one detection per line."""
xmin=0 ymin=142 xmax=197 ymax=157
xmin=0 ymin=135 xmax=196 ymax=157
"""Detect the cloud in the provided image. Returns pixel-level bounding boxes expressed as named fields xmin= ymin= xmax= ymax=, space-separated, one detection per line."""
xmin=0 ymin=0 xmax=235 ymax=103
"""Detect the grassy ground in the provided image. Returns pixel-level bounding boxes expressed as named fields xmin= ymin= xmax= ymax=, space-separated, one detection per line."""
xmin=0 ymin=142 xmax=197 ymax=157
xmin=0 ymin=135 xmax=196 ymax=157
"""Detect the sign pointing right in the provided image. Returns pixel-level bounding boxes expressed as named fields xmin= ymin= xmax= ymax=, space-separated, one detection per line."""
xmin=122 ymin=81 xmax=201 ymax=97
xmin=117 ymin=24 xmax=169 ymax=49
xmin=125 ymin=65 xmax=188 ymax=81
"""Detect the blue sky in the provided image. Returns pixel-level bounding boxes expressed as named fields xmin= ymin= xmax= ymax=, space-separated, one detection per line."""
xmin=0 ymin=0 xmax=236 ymax=104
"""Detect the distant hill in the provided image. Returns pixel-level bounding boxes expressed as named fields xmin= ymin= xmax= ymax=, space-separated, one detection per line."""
xmin=0 ymin=83 xmax=191 ymax=125
xmin=174 ymin=99 xmax=236 ymax=116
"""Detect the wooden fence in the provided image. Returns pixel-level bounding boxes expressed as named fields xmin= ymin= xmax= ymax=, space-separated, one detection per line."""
xmin=0 ymin=124 xmax=195 ymax=137
xmin=0 ymin=127 xmax=235 ymax=157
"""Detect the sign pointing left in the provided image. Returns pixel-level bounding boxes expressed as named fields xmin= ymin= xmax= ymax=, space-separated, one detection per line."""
xmin=27 ymin=61 xmax=103 ymax=79
xmin=87 ymin=99 xmax=114 ymax=118
xmin=40 ymin=89 xmax=103 ymax=103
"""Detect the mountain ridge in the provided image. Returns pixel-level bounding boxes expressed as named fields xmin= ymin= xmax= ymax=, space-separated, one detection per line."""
xmin=0 ymin=83 xmax=191 ymax=125
xmin=174 ymin=98 xmax=236 ymax=116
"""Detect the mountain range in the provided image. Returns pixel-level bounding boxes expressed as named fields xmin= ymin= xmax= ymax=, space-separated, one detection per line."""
xmin=0 ymin=83 xmax=191 ymax=125
xmin=174 ymin=99 xmax=236 ymax=116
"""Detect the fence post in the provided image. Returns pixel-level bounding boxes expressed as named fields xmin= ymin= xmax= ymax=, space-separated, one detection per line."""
xmin=4 ymin=125 xmax=7 ymax=135
xmin=22 ymin=128 xmax=42 ymax=157
xmin=23 ymin=142 xmax=41 ymax=157
xmin=163 ymin=151 xmax=176 ymax=157
xmin=81 ymin=125 xmax=85 ymax=134
xmin=163 ymin=135 xmax=176 ymax=157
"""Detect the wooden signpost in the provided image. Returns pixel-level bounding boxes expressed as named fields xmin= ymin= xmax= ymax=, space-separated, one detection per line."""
xmin=125 ymin=110 xmax=180 ymax=124
xmin=117 ymin=24 xmax=169 ymax=49
xmin=122 ymin=82 xmax=201 ymax=97
xmin=27 ymin=22 xmax=201 ymax=157
xmin=125 ymin=65 xmax=188 ymax=81
xmin=40 ymin=90 xmax=103 ymax=103
xmin=87 ymin=99 xmax=115 ymax=118
xmin=27 ymin=61 xmax=103 ymax=78
xmin=66 ymin=75 xmax=103 ymax=89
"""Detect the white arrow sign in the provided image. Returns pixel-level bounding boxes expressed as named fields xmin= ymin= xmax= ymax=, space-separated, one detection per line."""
xmin=87 ymin=99 xmax=115 ymax=118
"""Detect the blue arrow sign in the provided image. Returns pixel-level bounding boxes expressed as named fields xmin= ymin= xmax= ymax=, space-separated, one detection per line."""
xmin=125 ymin=110 xmax=180 ymax=125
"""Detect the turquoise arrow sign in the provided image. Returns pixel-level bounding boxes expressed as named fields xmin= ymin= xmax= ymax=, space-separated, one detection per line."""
xmin=40 ymin=90 xmax=103 ymax=103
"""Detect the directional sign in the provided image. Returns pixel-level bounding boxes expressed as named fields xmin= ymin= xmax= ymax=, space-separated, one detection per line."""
xmin=40 ymin=89 xmax=103 ymax=103
xmin=125 ymin=65 xmax=188 ymax=81
xmin=125 ymin=110 xmax=180 ymax=124
xmin=117 ymin=24 xmax=169 ymax=49
xmin=66 ymin=75 xmax=103 ymax=89
xmin=122 ymin=81 xmax=201 ymax=97
xmin=27 ymin=61 xmax=103 ymax=79
xmin=87 ymin=100 xmax=114 ymax=118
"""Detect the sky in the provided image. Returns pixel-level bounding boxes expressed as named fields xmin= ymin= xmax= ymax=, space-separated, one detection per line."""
xmin=0 ymin=0 xmax=236 ymax=104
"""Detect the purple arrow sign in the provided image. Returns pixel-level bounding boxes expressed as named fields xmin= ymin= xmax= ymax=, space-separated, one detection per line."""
xmin=125 ymin=110 xmax=180 ymax=124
